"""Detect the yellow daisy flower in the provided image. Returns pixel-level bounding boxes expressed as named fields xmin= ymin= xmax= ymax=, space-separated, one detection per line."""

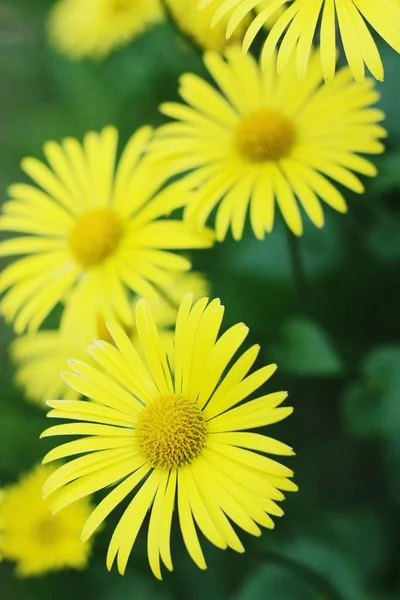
xmin=165 ymin=0 xmax=249 ymax=51
xmin=151 ymin=47 xmax=386 ymax=240
xmin=0 ymin=126 xmax=214 ymax=335
xmin=41 ymin=294 xmax=297 ymax=579
xmin=200 ymin=0 xmax=400 ymax=82
xmin=0 ymin=464 xmax=93 ymax=577
xmin=12 ymin=272 xmax=209 ymax=407
xmin=48 ymin=0 xmax=164 ymax=59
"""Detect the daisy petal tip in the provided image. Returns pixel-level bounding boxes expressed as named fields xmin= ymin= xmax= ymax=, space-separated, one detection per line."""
xmin=80 ymin=528 xmax=90 ymax=543
xmin=293 ymin=225 xmax=303 ymax=237
xmin=152 ymin=568 xmax=163 ymax=581
xmin=136 ymin=297 xmax=147 ymax=309
xmin=183 ymin=291 xmax=194 ymax=303
xmin=94 ymin=338 xmax=109 ymax=349
xmin=60 ymin=370 xmax=72 ymax=383
xmin=66 ymin=358 xmax=81 ymax=371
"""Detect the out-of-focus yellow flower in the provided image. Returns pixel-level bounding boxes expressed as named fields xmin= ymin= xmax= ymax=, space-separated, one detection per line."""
xmin=0 ymin=465 xmax=94 ymax=577
xmin=41 ymin=294 xmax=296 ymax=578
xmin=11 ymin=272 xmax=210 ymax=407
xmin=48 ymin=0 xmax=164 ymax=59
xmin=165 ymin=0 xmax=249 ymax=51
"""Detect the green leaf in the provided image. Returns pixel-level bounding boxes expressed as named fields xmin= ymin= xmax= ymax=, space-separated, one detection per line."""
xmin=232 ymin=563 xmax=317 ymax=600
xmin=272 ymin=538 xmax=366 ymax=600
xmin=366 ymin=209 xmax=400 ymax=263
xmin=342 ymin=346 xmax=400 ymax=437
xmin=0 ymin=403 xmax=47 ymax=475
xmin=275 ymin=317 xmax=343 ymax=376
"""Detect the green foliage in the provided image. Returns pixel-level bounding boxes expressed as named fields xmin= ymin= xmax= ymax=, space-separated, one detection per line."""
xmin=342 ymin=346 xmax=400 ymax=437
xmin=275 ymin=317 xmax=343 ymax=376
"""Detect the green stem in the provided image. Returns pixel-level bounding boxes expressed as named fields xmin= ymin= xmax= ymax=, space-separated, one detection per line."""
xmin=286 ymin=229 xmax=309 ymax=313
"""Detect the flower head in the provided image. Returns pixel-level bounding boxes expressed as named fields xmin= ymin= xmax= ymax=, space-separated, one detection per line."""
xmin=0 ymin=464 xmax=93 ymax=577
xmin=151 ymin=47 xmax=386 ymax=240
xmin=0 ymin=126 xmax=214 ymax=335
xmin=165 ymin=0 xmax=249 ymax=51
xmin=41 ymin=294 xmax=296 ymax=578
xmin=200 ymin=0 xmax=400 ymax=82
xmin=48 ymin=0 xmax=164 ymax=59
xmin=12 ymin=272 xmax=209 ymax=407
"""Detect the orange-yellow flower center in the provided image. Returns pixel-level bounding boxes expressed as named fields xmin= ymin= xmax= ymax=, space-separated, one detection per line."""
xmin=136 ymin=394 xmax=207 ymax=469
xmin=69 ymin=208 xmax=124 ymax=268
xmin=109 ymin=0 xmax=132 ymax=14
xmin=235 ymin=108 xmax=296 ymax=162
xmin=36 ymin=518 xmax=60 ymax=545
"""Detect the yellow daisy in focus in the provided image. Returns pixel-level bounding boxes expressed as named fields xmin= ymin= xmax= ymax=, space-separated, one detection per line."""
xmin=12 ymin=272 xmax=209 ymax=407
xmin=48 ymin=0 xmax=164 ymax=59
xmin=165 ymin=0 xmax=249 ymax=51
xmin=200 ymin=0 xmax=400 ymax=82
xmin=0 ymin=464 xmax=93 ymax=577
xmin=0 ymin=126 xmax=214 ymax=335
xmin=151 ymin=47 xmax=386 ymax=240
xmin=41 ymin=294 xmax=297 ymax=578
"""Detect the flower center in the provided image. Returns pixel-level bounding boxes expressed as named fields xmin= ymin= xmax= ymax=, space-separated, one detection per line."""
xmin=69 ymin=208 xmax=124 ymax=268
xmin=136 ymin=394 xmax=207 ymax=470
xmin=36 ymin=519 xmax=60 ymax=545
xmin=235 ymin=108 xmax=296 ymax=162
xmin=109 ymin=0 xmax=132 ymax=13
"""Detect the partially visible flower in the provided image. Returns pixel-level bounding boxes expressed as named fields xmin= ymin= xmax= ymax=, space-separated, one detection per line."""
xmin=41 ymin=294 xmax=296 ymax=578
xmin=12 ymin=272 xmax=209 ymax=407
xmin=151 ymin=47 xmax=386 ymax=240
xmin=48 ymin=0 xmax=164 ymax=59
xmin=0 ymin=126 xmax=214 ymax=336
xmin=0 ymin=465 xmax=94 ymax=577
xmin=165 ymin=0 xmax=249 ymax=51
xmin=199 ymin=0 xmax=400 ymax=82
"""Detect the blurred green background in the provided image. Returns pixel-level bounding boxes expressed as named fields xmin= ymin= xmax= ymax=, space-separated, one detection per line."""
xmin=1 ymin=1 xmax=400 ymax=598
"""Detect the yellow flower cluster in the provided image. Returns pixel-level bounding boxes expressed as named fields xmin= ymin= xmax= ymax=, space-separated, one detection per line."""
xmin=0 ymin=0 xmax=396 ymax=582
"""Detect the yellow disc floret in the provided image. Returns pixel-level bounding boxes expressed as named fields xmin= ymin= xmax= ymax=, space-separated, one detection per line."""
xmin=35 ymin=519 xmax=62 ymax=545
xmin=235 ymin=108 xmax=296 ymax=163
xmin=136 ymin=394 xmax=207 ymax=469
xmin=69 ymin=208 xmax=124 ymax=268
